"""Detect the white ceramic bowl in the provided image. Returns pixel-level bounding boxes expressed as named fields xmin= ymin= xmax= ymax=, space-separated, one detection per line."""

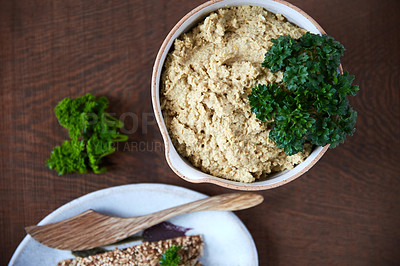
xmin=151 ymin=0 xmax=329 ymax=190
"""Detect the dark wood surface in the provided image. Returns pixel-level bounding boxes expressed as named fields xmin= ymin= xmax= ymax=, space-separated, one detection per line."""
xmin=1 ymin=0 xmax=399 ymax=265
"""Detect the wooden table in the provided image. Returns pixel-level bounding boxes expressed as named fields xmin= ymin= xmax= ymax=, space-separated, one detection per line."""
xmin=1 ymin=0 xmax=399 ymax=265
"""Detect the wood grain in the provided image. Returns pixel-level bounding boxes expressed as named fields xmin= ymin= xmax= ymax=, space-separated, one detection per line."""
xmin=1 ymin=0 xmax=399 ymax=265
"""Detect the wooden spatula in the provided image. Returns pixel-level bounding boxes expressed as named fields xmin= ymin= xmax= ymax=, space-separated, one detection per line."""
xmin=25 ymin=192 xmax=263 ymax=250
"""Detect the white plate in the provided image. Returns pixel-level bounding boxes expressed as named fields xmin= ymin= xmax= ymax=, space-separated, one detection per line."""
xmin=9 ymin=183 xmax=258 ymax=265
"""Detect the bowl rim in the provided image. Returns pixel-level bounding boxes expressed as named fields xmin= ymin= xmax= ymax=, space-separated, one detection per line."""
xmin=151 ymin=0 xmax=330 ymax=190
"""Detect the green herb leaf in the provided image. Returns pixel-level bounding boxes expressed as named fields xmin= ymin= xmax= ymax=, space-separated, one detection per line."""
xmin=46 ymin=140 xmax=88 ymax=175
xmin=46 ymin=93 xmax=128 ymax=174
xmin=249 ymin=32 xmax=358 ymax=155
xmin=160 ymin=245 xmax=182 ymax=266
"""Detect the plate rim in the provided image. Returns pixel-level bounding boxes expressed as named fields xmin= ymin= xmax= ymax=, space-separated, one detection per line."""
xmin=9 ymin=183 xmax=258 ymax=265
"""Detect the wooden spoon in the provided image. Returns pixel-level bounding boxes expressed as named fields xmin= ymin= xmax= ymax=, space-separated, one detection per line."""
xmin=25 ymin=192 xmax=263 ymax=250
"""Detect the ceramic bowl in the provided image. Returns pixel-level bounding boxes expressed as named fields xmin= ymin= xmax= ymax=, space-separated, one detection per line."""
xmin=151 ymin=0 xmax=329 ymax=190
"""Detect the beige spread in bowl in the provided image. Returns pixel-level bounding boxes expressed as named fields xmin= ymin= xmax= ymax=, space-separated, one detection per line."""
xmin=161 ymin=6 xmax=312 ymax=183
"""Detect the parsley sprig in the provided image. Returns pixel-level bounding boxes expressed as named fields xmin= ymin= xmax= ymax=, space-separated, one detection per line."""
xmin=46 ymin=93 xmax=128 ymax=174
xmin=249 ymin=32 xmax=358 ymax=155
xmin=160 ymin=245 xmax=182 ymax=266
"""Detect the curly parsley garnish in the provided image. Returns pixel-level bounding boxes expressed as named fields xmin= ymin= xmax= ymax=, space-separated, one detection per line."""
xmin=46 ymin=93 xmax=128 ymax=174
xmin=249 ymin=32 xmax=358 ymax=155
xmin=160 ymin=245 xmax=182 ymax=266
